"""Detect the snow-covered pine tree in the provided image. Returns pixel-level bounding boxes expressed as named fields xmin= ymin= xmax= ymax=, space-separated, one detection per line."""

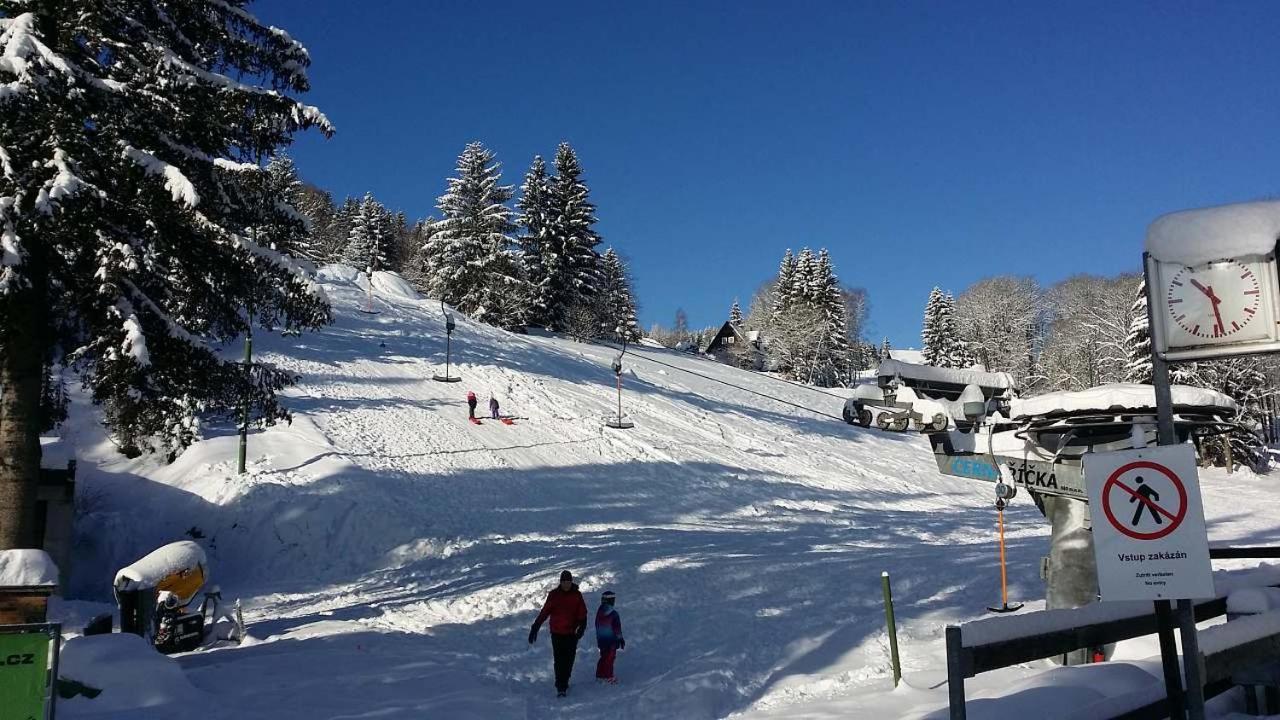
xmin=881 ymin=337 xmax=892 ymax=360
xmin=790 ymin=248 xmax=817 ymax=308
xmin=542 ymin=143 xmax=603 ymax=327
xmin=262 ymin=154 xmax=316 ymax=262
xmin=921 ymin=287 xmax=946 ymax=366
xmin=1124 ymin=280 xmax=1153 ymax=384
xmin=517 ymin=155 xmax=555 ymax=326
xmin=341 ymin=193 xmax=392 ymax=273
xmin=423 ymin=142 xmax=527 ymax=328
xmin=729 ymin=299 xmax=744 ymax=327
xmin=811 ymin=249 xmax=851 ymax=385
xmin=771 ymin=249 xmax=796 ymax=323
xmin=0 ymin=0 xmax=332 ymax=547
xmin=599 ymin=249 xmax=641 ymax=342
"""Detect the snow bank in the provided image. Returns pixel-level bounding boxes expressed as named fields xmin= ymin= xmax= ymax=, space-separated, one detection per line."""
xmin=315 ymin=263 xmax=362 ymax=284
xmin=1011 ymin=383 xmax=1236 ymax=420
xmin=1146 ymin=199 xmax=1280 ymax=266
xmin=58 ymin=634 xmax=208 ymax=713
xmin=370 ymin=270 xmax=419 ymax=301
xmin=0 ymin=548 xmax=58 ymax=587
xmin=878 ymin=359 xmax=1016 ymax=391
xmin=113 ymin=541 xmax=206 ymax=592
xmin=1227 ymin=587 xmax=1280 ymax=615
xmin=918 ymin=661 xmax=1167 ymax=720
xmin=960 ymin=599 xmax=1151 ymax=647
xmin=1199 ymin=609 xmax=1280 ymax=655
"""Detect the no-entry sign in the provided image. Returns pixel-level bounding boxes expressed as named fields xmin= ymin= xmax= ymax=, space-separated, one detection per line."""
xmin=1084 ymin=444 xmax=1215 ymax=601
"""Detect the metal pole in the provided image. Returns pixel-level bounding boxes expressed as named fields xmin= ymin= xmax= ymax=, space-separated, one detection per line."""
xmin=1178 ymin=598 xmax=1207 ymax=720
xmin=1146 ymin=267 xmax=1200 ymax=719
xmin=998 ymin=508 xmax=1009 ymax=607
xmin=445 ymin=331 xmax=451 ymax=379
xmin=945 ymin=625 xmax=966 ymax=720
xmin=882 ymin=571 xmax=901 ymax=687
xmin=617 ymin=373 xmax=623 ymax=425
xmin=237 ymin=323 xmax=252 ymax=475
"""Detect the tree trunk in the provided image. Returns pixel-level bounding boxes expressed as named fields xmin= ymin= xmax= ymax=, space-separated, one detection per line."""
xmin=0 ymin=289 xmax=45 ymax=550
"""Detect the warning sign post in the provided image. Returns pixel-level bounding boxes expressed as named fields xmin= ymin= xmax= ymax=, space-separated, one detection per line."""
xmin=1084 ymin=444 xmax=1215 ymax=602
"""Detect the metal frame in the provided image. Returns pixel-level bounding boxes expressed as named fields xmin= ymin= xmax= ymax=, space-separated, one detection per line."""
xmin=0 ymin=622 xmax=61 ymax=720
xmin=1146 ymin=248 xmax=1280 ymax=362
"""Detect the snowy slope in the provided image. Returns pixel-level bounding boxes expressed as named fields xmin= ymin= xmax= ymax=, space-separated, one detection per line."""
xmin=61 ymin=269 xmax=1280 ymax=720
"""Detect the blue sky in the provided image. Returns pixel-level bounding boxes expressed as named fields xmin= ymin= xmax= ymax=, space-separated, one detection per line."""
xmin=256 ymin=0 xmax=1280 ymax=347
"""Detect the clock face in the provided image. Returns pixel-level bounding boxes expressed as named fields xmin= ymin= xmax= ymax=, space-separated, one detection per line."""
xmin=1165 ymin=259 xmax=1265 ymax=343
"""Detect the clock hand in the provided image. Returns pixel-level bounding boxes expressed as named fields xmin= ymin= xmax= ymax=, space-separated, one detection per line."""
xmin=1189 ymin=278 xmax=1215 ymax=298
xmin=1211 ymin=296 xmax=1226 ymax=335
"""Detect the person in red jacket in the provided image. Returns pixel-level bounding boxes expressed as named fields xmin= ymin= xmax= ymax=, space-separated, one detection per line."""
xmin=528 ymin=570 xmax=588 ymax=697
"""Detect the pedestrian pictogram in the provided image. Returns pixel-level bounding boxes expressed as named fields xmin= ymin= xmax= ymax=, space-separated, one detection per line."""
xmin=1099 ymin=460 xmax=1189 ymax=541
xmin=1085 ymin=445 xmax=1214 ymax=602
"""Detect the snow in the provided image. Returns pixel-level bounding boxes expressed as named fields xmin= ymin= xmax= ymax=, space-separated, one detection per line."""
xmin=57 ymin=271 xmax=1280 ymax=720
xmin=112 ymin=541 xmax=206 ymax=593
xmin=878 ymin=359 xmax=1017 ymax=391
xmin=35 ymin=148 xmax=93 ymax=214
xmin=960 ymin=599 xmax=1151 ymax=647
xmin=0 ymin=549 xmax=58 ymax=587
xmin=121 ymin=145 xmax=199 ymax=208
xmin=1011 ymin=383 xmax=1237 ymax=420
xmin=1227 ymin=587 xmax=1280 ymax=615
xmin=887 ymin=348 xmax=927 ymax=365
xmin=59 ymin=634 xmax=209 ymax=714
xmin=1146 ymin=200 xmax=1280 ymax=266
xmin=120 ymin=313 xmax=150 ymax=366
xmin=370 ymin=270 xmax=420 ymax=301
xmin=1199 ymin=609 xmax=1280 ymax=656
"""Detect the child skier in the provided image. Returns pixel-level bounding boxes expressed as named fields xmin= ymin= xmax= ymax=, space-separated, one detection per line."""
xmin=466 ymin=391 xmax=477 ymax=419
xmin=489 ymin=394 xmax=500 ymax=420
xmin=595 ymin=590 xmax=624 ymax=684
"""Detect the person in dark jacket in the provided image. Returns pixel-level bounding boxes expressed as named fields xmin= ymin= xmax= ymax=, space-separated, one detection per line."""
xmin=489 ymin=395 xmax=500 ymax=420
xmin=594 ymin=590 xmax=624 ymax=683
xmin=529 ymin=570 xmax=588 ymax=697
xmin=466 ymin=391 xmax=477 ymax=419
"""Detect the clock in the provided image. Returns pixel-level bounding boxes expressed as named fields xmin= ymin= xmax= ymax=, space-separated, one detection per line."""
xmin=1147 ymin=251 xmax=1280 ymax=361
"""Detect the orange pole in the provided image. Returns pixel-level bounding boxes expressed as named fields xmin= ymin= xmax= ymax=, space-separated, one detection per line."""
xmin=998 ymin=508 xmax=1009 ymax=606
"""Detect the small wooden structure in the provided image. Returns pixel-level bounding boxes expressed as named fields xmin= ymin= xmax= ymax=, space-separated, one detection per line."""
xmin=0 ymin=549 xmax=60 ymax=625
xmin=702 ymin=322 xmax=763 ymax=369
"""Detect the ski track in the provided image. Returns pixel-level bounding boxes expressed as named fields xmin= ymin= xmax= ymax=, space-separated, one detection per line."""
xmin=61 ymin=272 xmax=1280 ymax=720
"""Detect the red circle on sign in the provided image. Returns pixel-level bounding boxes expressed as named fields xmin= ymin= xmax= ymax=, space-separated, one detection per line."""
xmin=1100 ymin=461 xmax=1188 ymax=541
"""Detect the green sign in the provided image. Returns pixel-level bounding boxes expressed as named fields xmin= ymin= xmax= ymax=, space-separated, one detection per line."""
xmin=0 ymin=630 xmax=50 ymax=720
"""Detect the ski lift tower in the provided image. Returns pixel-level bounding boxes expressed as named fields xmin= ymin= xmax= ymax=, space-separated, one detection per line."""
xmin=432 ymin=303 xmax=462 ymax=383
xmin=604 ymin=345 xmax=634 ymax=429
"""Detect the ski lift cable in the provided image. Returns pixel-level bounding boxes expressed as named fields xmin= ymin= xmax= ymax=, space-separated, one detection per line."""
xmin=605 ymin=344 xmax=846 ymax=422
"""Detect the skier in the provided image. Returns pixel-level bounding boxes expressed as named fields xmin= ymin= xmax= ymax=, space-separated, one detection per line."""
xmin=466 ymin=390 xmax=478 ymax=420
xmin=594 ymin=590 xmax=625 ymax=684
xmin=528 ymin=570 xmax=588 ymax=697
xmin=489 ymin=394 xmax=500 ymax=420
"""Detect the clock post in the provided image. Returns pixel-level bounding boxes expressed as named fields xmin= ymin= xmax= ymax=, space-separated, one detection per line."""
xmin=1142 ymin=199 xmax=1280 ymax=720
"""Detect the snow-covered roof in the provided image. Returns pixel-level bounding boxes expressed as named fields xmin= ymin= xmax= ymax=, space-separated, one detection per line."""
xmin=0 ymin=549 xmax=59 ymax=587
xmin=1146 ymin=200 xmax=1280 ymax=266
xmin=877 ymin=359 xmax=1017 ymax=391
xmin=1011 ymin=383 xmax=1236 ymax=421
xmin=886 ymin=348 xmax=925 ymax=365
xmin=114 ymin=541 xmax=206 ymax=593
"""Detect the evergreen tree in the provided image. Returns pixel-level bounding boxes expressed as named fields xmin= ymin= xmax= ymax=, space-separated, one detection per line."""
xmin=261 ymin=155 xmax=317 ymax=261
xmin=881 ymin=337 xmax=893 ymax=360
xmin=729 ymin=299 xmax=744 ymax=326
xmin=517 ymin=155 xmax=555 ymax=324
xmin=0 ymin=1 xmax=332 ymax=548
xmin=1124 ymin=280 xmax=1153 ymax=384
xmin=341 ymin=193 xmax=393 ymax=273
xmin=600 ymin=249 xmax=641 ymax=342
xmin=790 ymin=248 xmax=817 ymax=308
xmin=423 ymin=142 xmax=527 ymax=328
xmin=921 ymin=287 xmax=946 ymax=366
xmin=540 ymin=143 xmax=603 ymax=328
xmin=771 ymin=249 xmax=796 ymax=323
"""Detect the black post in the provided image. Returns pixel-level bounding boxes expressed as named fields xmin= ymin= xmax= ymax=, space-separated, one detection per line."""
xmin=445 ymin=330 xmax=451 ymax=379
xmin=1145 ymin=260 xmax=1197 ymax=719
xmin=945 ymin=625 xmax=966 ymax=720
xmin=1155 ymin=599 xmax=1187 ymax=720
